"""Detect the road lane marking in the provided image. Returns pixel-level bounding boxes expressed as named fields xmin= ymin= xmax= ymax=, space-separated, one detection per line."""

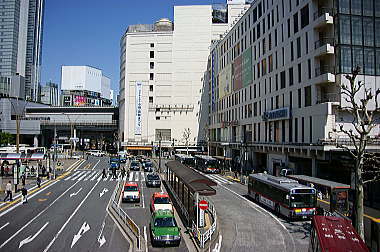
xmin=0 ymin=179 xmax=81 ymax=248
xmin=0 ymin=222 xmax=9 ymax=231
xmin=19 ymin=221 xmax=49 ymax=248
xmin=143 ymin=226 xmax=147 ymax=251
xmin=38 ymin=199 xmax=47 ymax=202
xmin=68 ymin=159 xmax=85 ymax=172
xmin=128 ymin=172 xmax=133 ymax=181
xmin=99 ymin=188 xmax=108 ymax=198
xmin=71 ymin=222 xmax=90 ymax=248
xmin=84 ymin=171 xmax=96 ymax=181
xmin=70 ymin=188 xmax=82 ymax=198
xmin=92 ymin=160 xmax=100 ymax=170
xmin=0 ymin=179 xmax=58 ymax=214
xmin=78 ymin=171 xmax=91 ymax=181
xmin=64 ymin=171 xmax=80 ymax=180
xmin=69 ymin=171 xmax=84 ymax=181
xmin=42 ymin=178 xmax=102 ymax=252
xmin=90 ymin=172 xmax=100 ymax=181
xmin=212 ymin=235 xmax=222 ymax=252
xmin=46 ymin=192 xmax=52 ymax=196
xmin=97 ymin=216 xmax=107 ymax=248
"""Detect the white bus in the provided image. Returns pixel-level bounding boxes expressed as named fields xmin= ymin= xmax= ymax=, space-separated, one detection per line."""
xmin=194 ymin=155 xmax=219 ymax=173
xmin=0 ymin=145 xmax=46 ymax=154
xmin=248 ymin=173 xmax=317 ymax=219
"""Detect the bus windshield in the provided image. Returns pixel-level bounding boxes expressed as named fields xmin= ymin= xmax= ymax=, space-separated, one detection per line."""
xmin=206 ymin=160 xmax=217 ymax=168
xmin=290 ymin=194 xmax=316 ymax=208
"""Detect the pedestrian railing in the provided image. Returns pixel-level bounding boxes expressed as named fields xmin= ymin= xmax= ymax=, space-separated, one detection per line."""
xmin=191 ymin=200 xmax=218 ymax=248
xmin=109 ymin=181 xmax=142 ymax=250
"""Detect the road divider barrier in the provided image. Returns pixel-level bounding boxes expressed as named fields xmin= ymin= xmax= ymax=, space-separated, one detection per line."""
xmin=108 ymin=181 xmax=144 ymax=251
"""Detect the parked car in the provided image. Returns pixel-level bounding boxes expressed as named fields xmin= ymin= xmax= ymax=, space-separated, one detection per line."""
xmin=130 ymin=161 xmax=140 ymax=171
xmin=143 ymin=161 xmax=154 ymax=172
xmin=150 ymin=209 xmax=181 ymax=247
xmin=146 ymin=173 xmax=161 ymax=187
xmin=122 ymin=183 xmax=140 ymax=203
xmin=150 ymin=192 xmax=173 ymax=212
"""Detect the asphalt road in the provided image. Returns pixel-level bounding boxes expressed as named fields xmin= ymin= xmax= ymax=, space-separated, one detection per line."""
xmin=156 ymin=158 xmax=310 ymax=252
xmin=0 ymin=156 xmax=130 ymax=252
xmin=120 ymin=159 xmax=189 ymax=251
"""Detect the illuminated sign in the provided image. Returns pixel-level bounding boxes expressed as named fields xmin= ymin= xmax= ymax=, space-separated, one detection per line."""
xmin=262 ymin=107 xmax=291 ymax=121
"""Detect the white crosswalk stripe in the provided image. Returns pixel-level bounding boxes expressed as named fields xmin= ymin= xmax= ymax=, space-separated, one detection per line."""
xmin=70 ymin=171 xmax=85 ymax=181
xmin=84 ymin=171 xmax=97 ymax=181
xmin=205 ymin=174 xmax=233 ymax=185
xmin=140 ymin=172 xmax=145 ymax=181
xmin=90 ymin=172 xmax=100 ymax=181
xmin=64 ymin=171 xmax=81 ymax=181
xmin=78 ymin=171 xmax=91 ymax=181
xmin=128 ymin=172 xmax=133 ymax=181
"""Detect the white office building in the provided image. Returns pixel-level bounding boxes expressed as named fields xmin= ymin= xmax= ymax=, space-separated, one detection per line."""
xmin=204 ymin=0 xmax=380 ymax=185
xmin=119 ymin=1 xmax=250 ymax=153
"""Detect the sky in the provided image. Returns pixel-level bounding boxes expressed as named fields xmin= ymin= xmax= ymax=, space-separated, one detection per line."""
xmin=41 ymin=0 xmax=227 ymax=93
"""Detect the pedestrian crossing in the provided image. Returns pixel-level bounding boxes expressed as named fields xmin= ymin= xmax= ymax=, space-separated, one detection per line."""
xmin=63 ymin=170 xmax=147 ymax=182
xmin=203 ymin=174 xmax=233 ymax=185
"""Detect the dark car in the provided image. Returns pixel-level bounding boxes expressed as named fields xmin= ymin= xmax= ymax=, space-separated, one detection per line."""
xmin=146 ymin=173 xmax=161 ymax=187
xmin=144 ymin=162 xmax=154 ymax=172
xmin=130 ymin=161 xmax=140 ymax=171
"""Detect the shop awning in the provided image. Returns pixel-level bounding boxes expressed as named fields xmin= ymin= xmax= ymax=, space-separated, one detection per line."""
xmin=0 ymin=153 xmax=46 ymax=160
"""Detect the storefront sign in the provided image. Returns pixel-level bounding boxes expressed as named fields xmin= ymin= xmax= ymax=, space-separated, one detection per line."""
xmin=262 ymin=107 xmax=291 ymax=121
xmin=135 ymin=82 xmax=143 ymax=135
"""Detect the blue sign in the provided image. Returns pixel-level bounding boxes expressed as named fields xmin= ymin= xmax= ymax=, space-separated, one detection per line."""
xmin=262 ymin=107 xmax=291 ymax=121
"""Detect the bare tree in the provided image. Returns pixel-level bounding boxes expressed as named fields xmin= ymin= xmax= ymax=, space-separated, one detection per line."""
xmin=182 ymin=128 xmax=191 ymax=155
xmin=335 ymin=66 xmax=380 ymax=239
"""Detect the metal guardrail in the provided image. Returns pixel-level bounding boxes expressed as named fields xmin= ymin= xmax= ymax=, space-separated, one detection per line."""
xmin=109 ymin=181 xmax=142 ymax=250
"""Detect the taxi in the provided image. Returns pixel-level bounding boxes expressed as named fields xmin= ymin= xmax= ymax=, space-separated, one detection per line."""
xmin=150 ymin=192 xmax=173 ymax=212
xmin=122 ymin=182 xmax=140 ymax=203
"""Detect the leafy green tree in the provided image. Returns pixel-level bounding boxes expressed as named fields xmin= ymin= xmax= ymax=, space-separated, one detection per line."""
xmin=0 ymin=132 xmax=15 ymax=146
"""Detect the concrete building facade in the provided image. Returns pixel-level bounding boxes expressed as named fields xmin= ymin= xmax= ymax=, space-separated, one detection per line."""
xmin=40 ymin=81 xmax=59 ymax=106
xmin=0 ymin=0 xmax=45 ymax=100
xmin=61 ymin=66 xmax=112 ymax=107
xmin=204 ymin=0 xmax=380 ymax=191
xmin=119 ymin=2 xmax=250 ymax=153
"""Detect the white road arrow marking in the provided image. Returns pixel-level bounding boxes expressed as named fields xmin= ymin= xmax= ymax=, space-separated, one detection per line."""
xmin=70 ymin=187 xmax=82 ymax=198
xmin=19 ymin=222 xmax=49 ymax=248
xmin=99 ymin=188 xmax=108 ymax=198
xmin=71 ymin=222 xmax=90 ymax=248
xmin=97 ymin=210 xmax=107 ymax=248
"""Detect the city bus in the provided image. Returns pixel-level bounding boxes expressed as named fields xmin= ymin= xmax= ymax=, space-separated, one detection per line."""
xmin=174 ymin=154 xmax=195 ymax=167
xmin=287 ymin=174 xmax=350 ymax=216
xmin=248 ymin=173 xmax=317 ymax=219
xmin=0 ymin=145 xmax=46 ymax=154
xmin=194 ymin=155 xmax=219 ymax=173
xmin=309 ymin=215 xmax=369 ymax=252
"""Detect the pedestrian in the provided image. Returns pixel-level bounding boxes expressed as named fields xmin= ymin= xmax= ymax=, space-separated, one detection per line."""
xmin=42 ymin=165 xmax=46 ymax=177
xmin=234 ymin=170 xmax=238 ymax=179
xmin=102 ymin=168 xmax=107 ymax=179
xmin=21 ymin=174 xmax=26 ymax=186
xmin=121 ymin=167 xmax=126 ymax=179
xmin=21 ymin=186 xmax=28 ymax=203
xmin=36 ymin=176 xmax=41 ymax=188
xmin=3 ymin=181 xmax=12 ymax=202
xmin=112 ymin=168 xmax=117 ymax=179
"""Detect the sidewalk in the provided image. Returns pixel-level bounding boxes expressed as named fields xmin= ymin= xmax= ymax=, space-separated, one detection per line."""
xmin=0 ymin=158 xmax=81 ymax=201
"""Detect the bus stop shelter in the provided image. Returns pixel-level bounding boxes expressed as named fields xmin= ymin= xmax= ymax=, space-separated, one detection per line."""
xmin=165 ymin=160 xmax=217 ymax=227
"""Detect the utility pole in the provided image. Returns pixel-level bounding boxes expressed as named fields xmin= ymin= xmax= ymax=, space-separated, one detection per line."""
xmin=16 ymin=114 xmax=20 ymax=153
xmin=158 ymin=132 xmax=162 ymax=173
xmin=53 ymin=123 xmax=57 ymax=179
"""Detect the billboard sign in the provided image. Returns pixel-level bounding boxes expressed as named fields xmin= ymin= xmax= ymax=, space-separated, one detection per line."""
xmin=218 ymin=64 xmax=232 ymax=98
xmin=233 ymin=55 xmax=242 ymax=91
xmin=242 ymin=47 xmax=252 ymax=87
xmin=135 ymin=82 xmax=143 ymax=135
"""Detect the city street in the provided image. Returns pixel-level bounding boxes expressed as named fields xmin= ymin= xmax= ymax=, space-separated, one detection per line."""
xmin=0 ymin=156 xmax=130 ymax=252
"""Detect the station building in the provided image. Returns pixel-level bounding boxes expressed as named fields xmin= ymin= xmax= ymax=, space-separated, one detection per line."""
xmin=119 ymin=1 xmax=251 ymax=154
xmin=203 ymin=0 xmax=380 ymax=197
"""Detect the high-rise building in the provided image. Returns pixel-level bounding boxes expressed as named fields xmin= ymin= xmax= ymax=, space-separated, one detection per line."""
xmin=119 ymin=1 xmax=250 ymax=153
xmin=204 ymin=0 xmax=380 ymax=184
xmin=61 ymin=65 xmax=112 ymax=107
xmin=0 ymin=0 xmax=45 ymax=100
xmin=40 ymin=81 xmax=59 ymax=106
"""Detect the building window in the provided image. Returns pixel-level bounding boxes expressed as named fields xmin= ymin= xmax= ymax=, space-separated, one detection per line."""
xmin=289 ymin=67 xmax=294 ymax=86
xmin=289 ymin=119 xmax=293 ymax=142
xmin=298 ymin=88 xmax=302 ymax=108
xmin=150 ymin=62 xmax=154 ymax=69
xmin=364 ymin=48 xmax=375 ymax=75
xmin=339 ymin=15 xmax=351 ymax=44
xmin=150 ymin=73 xmax=154 ymax=80
xmin=338 ymin=46 xmax=352 ymax=73
xmin=280 ymin=71 xmax=286 ymax=89
xmin=296 ymin=37 xmax=301 ymax=58
xmin=300 ymin=4 xmax=309 ymax=29
xmin=309 ymin=116 xmax=313 ymax=143
xmin=353 ymin=47 xmax=363 ymax=70
xmin=149 ymin=96 xmax=153 ymax=103
xmin=363 ymin=17 xmax=374 ymax=46
xmin=289 ymin=42 xmax=294 ymax=63
xmin=149 ymin=85 xmax=153 ymax=92
xmin=305 ymin=32 xmax=309 ymax=54
xmin=287 ymin=19 xmax=291 ymax=38
xmin=293 ymin=13 xmax=298 ymax=34
xmin=156 ymin=116 xmax=160 ymax=120
xmin=298 ymin=63 xmax=301 ymax=83
xmin=289 ymin=91 xmax=293 ymax=109
xmin=352 ymin=16 xmax=363 ymax=46
xmin=294 ymin=118 xmax=298 ymax=142
xmin=150 ymin=51 xmax=154 ymax=58
xmin=305 ymin=86 xmax=311 ymax=107
xmin=308 ymin=59 xmax=311 ymax=79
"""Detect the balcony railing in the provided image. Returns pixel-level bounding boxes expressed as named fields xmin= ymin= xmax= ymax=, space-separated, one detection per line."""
xmin=315 ymin=65 xmax=335 ymax=77
xmin=316 ymin=93 xmax=340 ymax=104
xmin=313 ymin=7 xmax=334 ymax=20
xmin=314 ymin=37 xmax=335 ymax=49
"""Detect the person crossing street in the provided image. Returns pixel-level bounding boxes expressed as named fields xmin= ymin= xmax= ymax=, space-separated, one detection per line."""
xmin=21 ymin=186 xmax=28 ymax=204
xmin=36 ymin=176 xmax=41 ymax=188
xmin=102 ymin=168 xmax=107 ymax=179
xmin=121 ymin=167 xmax=126 ymax=179
xmin=3 ymin=181 xmax=13 ymax=202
